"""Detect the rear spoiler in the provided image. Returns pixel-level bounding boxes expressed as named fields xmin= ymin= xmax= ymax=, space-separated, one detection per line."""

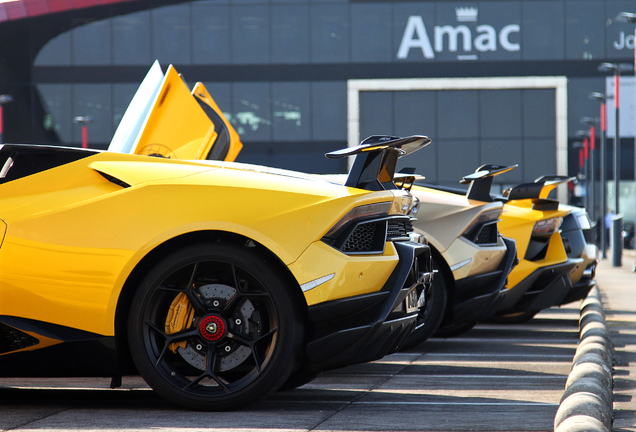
xmin=502 ymin=175 xmax=575 ymax=210
xmin=460 ymin=164 xmax=517 ymax=202
xmin=326 ymin=135 xmax=431 ymax=191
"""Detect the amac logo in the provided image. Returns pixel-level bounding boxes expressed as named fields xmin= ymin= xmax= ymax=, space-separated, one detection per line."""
xmin=397 ymin=14 xmax=521 ymax=60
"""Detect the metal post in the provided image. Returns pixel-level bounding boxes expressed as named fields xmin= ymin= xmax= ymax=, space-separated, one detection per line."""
xmin=73 ymin=116 xmax=93 ymax=149
xmin=600 ymin=105 xmax=607 ymax=259
xmin=614 ymin=72 xmax=620 ymax=215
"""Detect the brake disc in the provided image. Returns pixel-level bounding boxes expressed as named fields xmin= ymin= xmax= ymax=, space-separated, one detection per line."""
xmin=172 ymin=284 xmax=263 ymax=372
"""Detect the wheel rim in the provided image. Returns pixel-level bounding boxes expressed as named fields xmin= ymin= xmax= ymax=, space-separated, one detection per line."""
xmin=140 ymin=259 xmax=279 ymax=398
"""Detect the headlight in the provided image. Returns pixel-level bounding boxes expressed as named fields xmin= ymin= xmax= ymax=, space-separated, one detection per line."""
xmin=532 ymin=217 xmax=563 ymax=236
xmin=325 ymin=202 xmax=392 ymax=238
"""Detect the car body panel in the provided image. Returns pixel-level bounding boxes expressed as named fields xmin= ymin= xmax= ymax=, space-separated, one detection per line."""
xmin=0 ymin=148 xmax=417 ymax=338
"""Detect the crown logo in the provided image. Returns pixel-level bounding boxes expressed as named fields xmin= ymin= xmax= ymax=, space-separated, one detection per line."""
xmin=455 ymin=7 xmax=478 ymax=22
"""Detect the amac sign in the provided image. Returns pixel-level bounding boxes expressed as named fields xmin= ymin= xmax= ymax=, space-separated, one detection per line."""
xmin=397 ymin=8 xmax=521 ymax=60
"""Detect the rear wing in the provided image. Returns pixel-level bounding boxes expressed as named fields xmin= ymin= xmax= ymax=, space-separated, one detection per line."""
xmin=502 ymin=175 xmax=575 ymax=210
xmin=326 ymin=135 xmax=431 ymax=191
xmin=460 ymin=164 xmax=517 ymax=202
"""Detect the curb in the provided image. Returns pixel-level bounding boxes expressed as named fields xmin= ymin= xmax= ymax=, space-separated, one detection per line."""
xmin=554 ymin=286 xmax=614 ymax=432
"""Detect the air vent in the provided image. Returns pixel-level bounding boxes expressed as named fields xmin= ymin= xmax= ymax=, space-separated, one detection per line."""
xmin=0 ymin=323 xmax=39 ymax=354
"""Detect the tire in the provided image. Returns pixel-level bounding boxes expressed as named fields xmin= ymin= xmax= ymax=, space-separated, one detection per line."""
xmin=433 ymin=321 xmax=477 ymax=338
xmin=399 ymin=254 xmax=448 ymax=350
xmin=127 ymin=242 xmax=304 ymax=410
xmin=488 ymin=310 xmax=539 ymax=324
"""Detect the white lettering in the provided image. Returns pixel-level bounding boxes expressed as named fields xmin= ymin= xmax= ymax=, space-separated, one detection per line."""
xmin=475 ymin=25 xmax=497 ymax=52
xmin=613 ymin=31 xmax=636 ymax=50
xmin=614 ymin=31 xmax=624 ymax=49
xmin=435 ymin=25 xmax=472 ymax=52
xmin=397 ymin=16 xmax=435 ymax=59
xmin=499 ymin=24 xmax=520 ymax=51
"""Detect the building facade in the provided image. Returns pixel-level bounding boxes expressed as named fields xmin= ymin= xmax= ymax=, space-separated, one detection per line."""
xmin=0 ymin=0 xmax=635 ymax=219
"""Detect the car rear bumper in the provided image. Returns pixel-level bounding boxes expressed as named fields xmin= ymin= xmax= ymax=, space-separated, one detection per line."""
xmin=449 ymin=237 xmax=518 ymax=324
xmin=497 ymin=258 xmax=582 ymax=314
xmin=304 ymin=241 xmax=432 ymax=372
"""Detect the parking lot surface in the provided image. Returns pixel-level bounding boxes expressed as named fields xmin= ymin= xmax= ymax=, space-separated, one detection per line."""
xmin=0 ymin=306 xmax=580 ymax=432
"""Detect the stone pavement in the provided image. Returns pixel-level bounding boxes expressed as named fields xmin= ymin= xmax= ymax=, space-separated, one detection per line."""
xmin=595 ymin=249 xmax=636 ymax=432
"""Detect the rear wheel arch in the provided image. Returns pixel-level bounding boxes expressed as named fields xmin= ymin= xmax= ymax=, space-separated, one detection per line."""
xmin=429 ymin=246 xmax=457 ymax=325
xmin=113 ymin=230 xmax=308 ymax=375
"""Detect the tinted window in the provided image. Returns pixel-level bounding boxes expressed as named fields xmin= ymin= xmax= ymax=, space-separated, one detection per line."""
xmin=113 ymin=12 xmax=151 ymax=66
xmin=192 ymin=4 xmax=231 ymax=65
xmin=232 ymin=5 xmax=270 ymax=64
xmin=311 ymin=81 xmax=347 ymax=141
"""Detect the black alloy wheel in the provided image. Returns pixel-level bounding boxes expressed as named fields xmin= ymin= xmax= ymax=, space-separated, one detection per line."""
xmin=128 ymin=242 xmax=303 ymax=410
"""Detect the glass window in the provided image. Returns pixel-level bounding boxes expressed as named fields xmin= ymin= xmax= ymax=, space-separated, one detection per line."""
xmin=232 ymin=82 xmax=271 ymax=142
xmin=565 ymin=1 xmax=605 ymax=60
xmin=272 ymin=82 xmax=310 ymax=141
xmin=480 ymin=89 xmax=522 ymax=139
xmin=393 ymin=91 xmax=437 ymax=139
xmin=437 ymin=140 xmax=480 ymax=183
xmin=72 ymin=84 xmax=112 ymax=147
xmin=351 ymin=3 xmax=392 ymax=63
xmin=272 ymin=5 xmax=310 ymax=64
xmin=360 ymin=91 xmax=393 ymax=139
xmin=437 ymin=90 xmax=479 ymax=139
xmin=310 ymin=4 xmax=350 ymax=63
xmin=521 ymin=1 xmax=565 ymax=60
xmin=523 ymin=89 xmax=555 ymax=138
xmin=72 ymin=19 xmax=111 ymax=66
xmin=37 ymin=84 xmax=72 ymax=144
xmin=481 ymin=139 xmax=523 ymax=184
xmin=567 ymin=77 xmax=605 ymax=136
xmin=34 ymin=32 xmax=71 ymax=66
xmin=192 ymin=4 xmax=231 ymax=65
xmin=113 ymin=12 xmax=151 ymax=66
xmin=524 ymin=138 xmax=556 ymax=180
xmin=311 ymin=81 xmax=347 ymax=141
xmin=231 ymin=5 xmax=270 ymax=64
xmin=151 ymin=4 xmax=192 ymax=65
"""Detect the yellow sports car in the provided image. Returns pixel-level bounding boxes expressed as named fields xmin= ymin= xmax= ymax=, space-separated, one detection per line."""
xmin=399 ymin=165 xmax=518 ymax=346
xmin=456 ymin=170 xmax=597 ymax=323
xmin=0 ymin=87 xmax=433 ymax=410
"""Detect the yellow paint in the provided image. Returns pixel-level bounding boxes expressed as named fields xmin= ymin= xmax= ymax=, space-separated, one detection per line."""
xmin=0 ymin=151 xmax=410 ymax=337
xmin=290 ymin=241 xmax=399 ymax=306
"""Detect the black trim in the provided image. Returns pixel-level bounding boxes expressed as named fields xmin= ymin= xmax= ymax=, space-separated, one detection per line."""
xmin=497 ymin=258 xmax=582 ymax=314
xmin=0 ymin=316 xmax=119 ymax=377
xmin=193 ymin=97 xmax=230 ymax=162
xmin=0 ymin=144 xmax=98 ymax=185
xmin=304 ymin=241 xmax=432 ymax=372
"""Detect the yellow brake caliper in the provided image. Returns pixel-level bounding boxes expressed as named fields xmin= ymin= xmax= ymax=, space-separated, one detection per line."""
xmin=165 ymin=292 xmax=196 ymax=352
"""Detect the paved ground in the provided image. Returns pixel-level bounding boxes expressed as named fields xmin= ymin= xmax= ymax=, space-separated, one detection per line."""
xmin=0 ymin=251 xmax=633 ymax=432
xmin=599 ymin=248 xmax=636 ymax=432
xmin=0 ymin=311 xmax=580 ymax=431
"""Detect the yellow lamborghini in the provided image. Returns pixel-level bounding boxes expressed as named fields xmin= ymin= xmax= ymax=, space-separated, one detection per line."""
xmin=0 ymin=70 xmax=434 ymax=409
xmin=457 ymin=170 xmax=597 ymax=323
